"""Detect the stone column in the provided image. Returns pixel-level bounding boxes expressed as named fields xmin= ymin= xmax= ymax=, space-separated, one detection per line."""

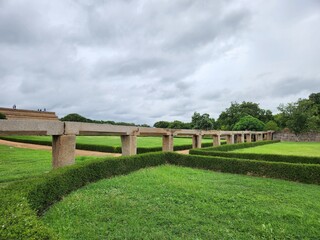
xmin=213 ymin=134 xmax=221 ymax=146
xmin=240 ymin=134 xmax=245 ymax=143
xmin=121 ymin=134 xmax=137 ymax=156
xmin=246 ymin=134 xmax=252 ymax=142
xmin=192 ymin=134 xmax=202 ymax=148
xmin=226 ymin=134 xmax=234 ymax=144
xmin=52 ymin=135 xmax=76 ymax=169
xmin=257 ymin=133 xmax=263 ymax=141
xmin=162 ymin=134 xmax=174 ymax=152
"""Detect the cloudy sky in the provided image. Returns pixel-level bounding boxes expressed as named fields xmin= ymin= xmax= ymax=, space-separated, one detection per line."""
xmin=1 ymin=0 xmax=320 ymax=125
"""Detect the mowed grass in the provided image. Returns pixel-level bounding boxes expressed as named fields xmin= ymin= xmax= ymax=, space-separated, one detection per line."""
xmin=42 ymin=166 xmax=320 ymax=240
xmin=233 ymin=142 xmax=320 ymax=157
xmin=1 ymin=135 xmax=213 ymax=148
xmin=0 ymin=145 xmax=101 ymax=186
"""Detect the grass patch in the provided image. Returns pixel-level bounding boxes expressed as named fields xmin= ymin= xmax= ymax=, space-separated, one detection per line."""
xmin=233 ymin=142 xmax=320 ymax=157
xmin=42 ymin=165 xmax=320 ymax=240
xmin=0 ymin=144 xmax=101 ymax=186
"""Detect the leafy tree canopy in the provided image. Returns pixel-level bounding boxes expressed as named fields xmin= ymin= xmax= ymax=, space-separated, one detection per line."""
xmin=153 ymin=121 xmax=170 ymax=128
xmin=191 ymin=112 xmax=215 ymax=130
xmin=217 ymin=101 xmax=273 ymax=130
xmin=232 ymin=115 xmax=265 ymax=131
xmin=276 ymin=92 xmax=320 ymax=134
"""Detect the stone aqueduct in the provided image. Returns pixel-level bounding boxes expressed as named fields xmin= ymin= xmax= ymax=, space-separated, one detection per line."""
xmin=0 ymin=119 xmax=274 ymax=169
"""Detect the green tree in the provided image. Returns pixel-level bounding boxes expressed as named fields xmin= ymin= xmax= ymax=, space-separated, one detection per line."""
xmin=191 ymin=112 xmax=215 ymax=130
xmin=232 ymin=115 xmax=265 ymax=131
xmin=277 ymin=92 xmax=320 ymax=133
xmin=264 ymin=120 xmax=279 ymax=131
xmin=153 ymin=121 xmax=170 ymax=128
xmin=217 ymin=101 xmax=273 ymax=130
xmin=60 ymin=113 xmax=91 ymax=122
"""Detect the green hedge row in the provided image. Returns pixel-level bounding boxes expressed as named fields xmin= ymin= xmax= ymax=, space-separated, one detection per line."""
xmin=197 ymin=140 xmax=280 ymax=152
xmin=2 ymin=151 xmax=320 ymax=239
xmin=166 ymin=152 xmax=320 ymax=185
xmin=0 ymin=152 xmax=167 ymax=239
xmin=0 ymin=136 xmax=216 ymax=154
xmin=189 ymin=149 xmax=320 ymax=165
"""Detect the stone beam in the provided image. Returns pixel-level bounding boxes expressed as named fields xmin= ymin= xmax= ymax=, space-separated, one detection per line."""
xmin=64 ymin=122 xmax=138 ymax=136
xmin=137 ymin=127 xmax=171 ymax=136
xmin=0 ymin=119 xmax=64 ymax=136
xmin=121 ymin=135 xmax=137 ymax=156
xmin=52 ymin=135 xmax=76 ymax=168
xmin=162 ymin=135 xmax=174 ymax=151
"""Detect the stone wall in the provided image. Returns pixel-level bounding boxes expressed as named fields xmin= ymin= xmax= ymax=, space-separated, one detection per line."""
xmin=273 ymin=132 xmax=320 ymax=142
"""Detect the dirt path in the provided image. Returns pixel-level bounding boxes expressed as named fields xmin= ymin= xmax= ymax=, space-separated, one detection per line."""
xmin=175 ymin=149 xmax=189 ymax=155
xmin=0 ymin=139 xmax=121 ymax=157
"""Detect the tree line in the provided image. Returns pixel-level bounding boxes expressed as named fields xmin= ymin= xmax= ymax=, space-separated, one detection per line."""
xmin=153 ymin=92 xmax=320 ymax=133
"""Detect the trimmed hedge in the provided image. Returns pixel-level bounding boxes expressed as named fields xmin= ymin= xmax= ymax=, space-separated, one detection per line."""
xmin=0 ymin=152 xmax=167 ymax=239
xmin=166 ymin=152 xmax=320 ymax=185
xmin=0 ymin=136 xmax=217 ymax=154
xmin=2 ymin=150 xmax=320 ymax=239
xmin=196 ymin=140 xmax=280 ymax=152
xmin=189 ymin=149 xmax=320 ymax=165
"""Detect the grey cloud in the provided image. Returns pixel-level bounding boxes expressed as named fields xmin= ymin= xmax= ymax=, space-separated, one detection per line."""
xmin=0 ymin=0 xmax=319 ymax=125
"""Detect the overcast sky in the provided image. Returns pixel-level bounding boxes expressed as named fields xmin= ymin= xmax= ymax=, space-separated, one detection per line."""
xmin=1 ymin=0 xmax=320 ymax=125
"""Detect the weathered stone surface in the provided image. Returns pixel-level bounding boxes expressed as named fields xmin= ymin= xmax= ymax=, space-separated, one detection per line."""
xmin=52 ymin=135 xmax=76 ymax=168
xmin=162 ymin=135 xmax=174 ymax=151
xmin=121 ymin=135 xmax=137 ymax=155
xmin=192 ymin=135 xmax=202 ymax=148
xmin=213 ymin=134 xmax=221 ymax=146
xmin=273 ymin=132 xmax=320 ymax=142
xmin=65 ymin=122 xmax=138 ymax=135
xmin=0 ymin=119 xmax=64 ymax=135
xmin=226 ymin=134 xmax=235 ymax=144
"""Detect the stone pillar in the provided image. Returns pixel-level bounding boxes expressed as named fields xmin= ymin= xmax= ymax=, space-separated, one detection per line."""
xmin=246 ymin=134 xmax=252 ymax=142
xmin=240 ymin=134 xmax=245 ymax=143
xmin=121 ymin=134 xmax=137 ymax=156
xmin=52 ymin=135 xmax=76 ymax=169
xmin=162 ymin=134 xmax=174 ymax=152
xmin=192 ymin=134 xmax=202 ymax=148
xmin=257 ymin=133 xmax=263 ymax=141
xmin=213 ymin=134 xmax=221 ymax=146
xmin=267 ymin=132 xmax=273 ymax=140
xmin=226 ymin=134 xmax=234 ymax=144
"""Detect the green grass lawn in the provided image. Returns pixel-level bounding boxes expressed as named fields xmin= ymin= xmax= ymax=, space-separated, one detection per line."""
xmin=0 ymin=145 xmax=101 ymax=186
xmin=42 ymin=165 xmax=320 ymax=240
xmin=233 ymin=142 xmax=320 ymax=157
xmin=0 ymin=135 xmax=214 ymax=148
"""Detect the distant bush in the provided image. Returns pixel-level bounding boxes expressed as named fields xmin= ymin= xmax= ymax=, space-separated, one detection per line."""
xmin=233 ymin=115 xmax=265 ymax=131
xmin=60 ymin=113 xmax=90 ymax=122
xmin=0 ymin=112 xmax=6 ymax=119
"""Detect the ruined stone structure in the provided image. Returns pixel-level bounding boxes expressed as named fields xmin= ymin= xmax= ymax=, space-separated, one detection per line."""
xmin=0 ymin=119 xmax=274 ymax=168
xmin=273 ymin=132 xmax=320 ymax=142
xmin=0 ymin=108 xmax=58 ymax=121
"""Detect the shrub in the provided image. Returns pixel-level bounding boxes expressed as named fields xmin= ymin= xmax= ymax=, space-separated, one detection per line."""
xmin=189 ymin=150 xmax=320 ymax=165
xmin=0 ymin=152 xmax=167 ymax=239
xmin=193 ymin=140 xmax=279 ymax=152
xmin=166 ymin=152 xmax=320 ymax=185
xmin=0 ymin=112 xmax=6 ymax=119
